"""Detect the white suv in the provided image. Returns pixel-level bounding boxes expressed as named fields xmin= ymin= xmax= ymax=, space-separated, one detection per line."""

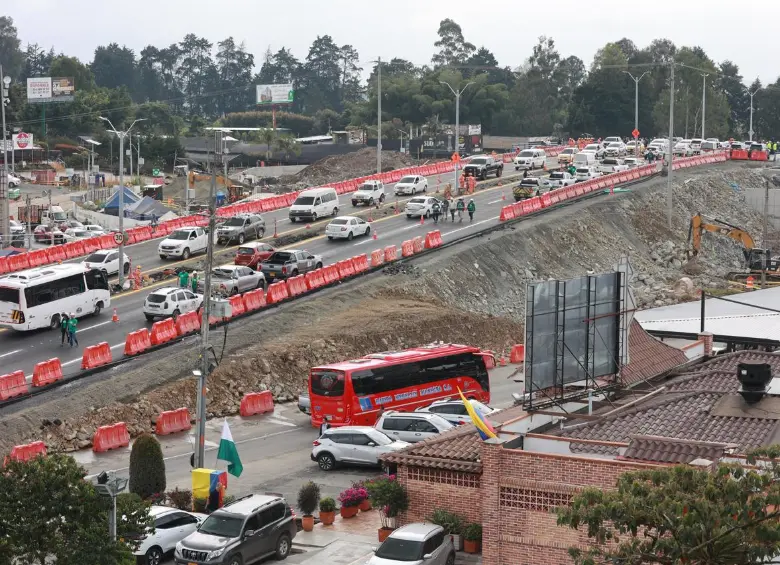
xmin=81 ymin=250 xmax=131 ymax=276
xmin=311 ymin=426 xmax=409 ymax=471
xmin=134 ymin=506 xmax=206 ymax=565
xmin=144 ymin=287 xmax=203 ymax=321
xmin=352 ymin=180 xmax=385 ymax=207
xmin=374 ymin=411 xmax=453 ymax=443
xmin=158 ymin=227 xmax=209 ymax=260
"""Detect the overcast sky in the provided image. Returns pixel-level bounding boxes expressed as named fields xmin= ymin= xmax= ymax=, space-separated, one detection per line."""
xmin=5 ymin=1 xmax=778 ymax=86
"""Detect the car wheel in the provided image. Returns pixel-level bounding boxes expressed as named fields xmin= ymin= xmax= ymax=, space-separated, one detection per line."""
xmin=227 ymin=556 xmax=242 ymax=565
xmin=123 ymin=262 xmax=130 ymax=275
xmin=365 ymin=226 xmax=371 ymax=237
xmin=406 ymin=214 xmax=412 ymax=218
xmin=256 ymin=278 xmax=265 ymax=290
xmin=230 ymin=287 xmax=239 ymax=296
xmin=422 ymin=184 xmax=427 ymax=192
xmin=445 ymin=552 xmax=455 ymax=565
xmin=332 ymin=207 xmax=339 ymax=216
xmin=327 ymin=236 xmax=333 ymax=240
xmin=145 ymin=314 xmax=155 ymax=321
xmin=290 ymin=217 xmax=296 ymax=223
xmin=93 ymin=302 xmax=102 ymax=316
xmin=291 ymin=269 xmax=299 ymax=277
xmin=312 ymin=213 xmax=318 ymax=222
xmin=347 ymin=231 xmax=353 ymax=241
xmin=315 ymin=262 xmax=323 ymax=269
xmin=145 ymin=546 xmax=163 ymax=565
xmin=171 ymin=309 xmax=180 ymax=320
xmin=50 ymin=314 xmax=61 ymax=330
xmin=182 ymin=248 xmax=191 ymax=260
xmin=238 ymin=233 xmax=245 ymax=244
xmin=317 ymin=452 xmax=336 ymax=471
xmin=275 ymin=533 xmax=292 ymax=560
xmin=159 ymin=254 xmax=167 ymax=260
xmin=368 ymin=197 xmax=374 ymax=206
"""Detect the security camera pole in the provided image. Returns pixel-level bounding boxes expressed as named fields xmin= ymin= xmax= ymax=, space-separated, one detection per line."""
xmin=99 ymin=117 xmax=146 ymax=287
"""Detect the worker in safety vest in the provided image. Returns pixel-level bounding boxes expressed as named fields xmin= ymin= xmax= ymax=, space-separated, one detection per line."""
xmin=459 ymin=172 xmax=466 ymax=189
xmin=467 ymin=175 xmax=476 ymax=193
xmin=132 ymin=265 xmax=142 ymax=289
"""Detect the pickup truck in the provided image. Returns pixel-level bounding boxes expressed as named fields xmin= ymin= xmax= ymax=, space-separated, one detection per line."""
xmin=513 ymin=178 xmax=542 ymax=201
xmin=351 ymin=180 xmax=385 ymax=207
xmin=545 ymin=171 xmax=576 ymax=188
xmin=259 ymin=249 xmax=323 ymax=282
xmin=463 ymin=156 xmax=503 ymax=180
xmin=598 ymin=158 xmax=629 ymax=174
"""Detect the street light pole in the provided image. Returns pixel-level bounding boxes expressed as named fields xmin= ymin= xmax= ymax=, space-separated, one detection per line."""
xmin=440 ymin=80 xmax=474 ymax=195
xmin=1 ymin=67 xmax=10 ymax=247
xmin=100 ymin=117 xmax=146 ymax=288
xmin=746 ymin=88 xmax=758 ymax=142
xmin=376 ymin=57 xmax=382 ymax=175
xmin=700 ymin=73 xmax=709 ymax=139
xmin=623 ymin=71 xmax=649 ymax=157
xmin=667 ymin=62 xmax=676 ymax=229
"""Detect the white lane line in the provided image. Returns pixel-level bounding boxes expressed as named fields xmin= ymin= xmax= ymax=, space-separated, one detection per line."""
xmin=440 ymin=217 xmax=498 ymax=238
xmin=488 ymin=198 xmax=506 ymax=205
xmin=0 ymin=349 xmax=22 ymax=359
xmin=79 ymin=320 xmax=115 ymax=332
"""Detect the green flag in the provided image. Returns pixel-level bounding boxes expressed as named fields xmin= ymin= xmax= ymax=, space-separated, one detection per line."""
xmin=217 ymin=420 xmax=243 ymax=477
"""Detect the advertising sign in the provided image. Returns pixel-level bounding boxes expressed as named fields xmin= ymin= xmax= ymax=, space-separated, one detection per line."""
xmin=26 ymin=77 xmax=75 ymax=103
xmin=256 ymin=83 xmax=294 ymax=105
xmin=12 ymin=132 xmax=33 ymax=150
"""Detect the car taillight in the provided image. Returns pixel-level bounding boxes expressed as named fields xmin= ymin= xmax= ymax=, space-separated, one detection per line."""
xmin=281 ymin=266 xmax=287 ymax=274
xmin=341 ymin=227 xmax=347 ymax=231
xmin=312 ymin=440 xmax=321 ymax=446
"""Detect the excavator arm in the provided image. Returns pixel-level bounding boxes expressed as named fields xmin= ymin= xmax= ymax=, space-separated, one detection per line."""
xmin=688 ymin=213 xmax=758 ymax=265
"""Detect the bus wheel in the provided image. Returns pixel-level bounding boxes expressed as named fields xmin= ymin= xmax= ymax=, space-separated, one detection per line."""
xmin=50 ymin=314 xmax=61 ymax=330
xmin=93 ymin=302 xmax=103 ymax=316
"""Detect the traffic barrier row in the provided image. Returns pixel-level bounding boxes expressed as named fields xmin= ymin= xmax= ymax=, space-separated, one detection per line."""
xmin=124 ymin=328 xmax=152 ymax=356
xmin=240 ymin=391 xmax=274 ymax=417
xmin=93 ymin=422 xmax=130 ymax=452
xmin=266 ymin=281 xmax=290 ymax=304
xmin=175 ymin=311 xmax=201 ymax=335
xmin=242 ymin=289 xmax=266 ymax=311
xmin=424 ymin=230 xmax=443 ymax=249
xmin=5 ymin=441 xmax=47 ymax=464
xmin=0 ymin=370 xmax=28 ymax=401
xmin=228 ymin=294 xmax=246 ymax=317
xmin=81 ymin=342 xmax=112 ymax=370
xmin=150 ymin=318 xmax=177 ymax=346
xmin=286 ymin=275 xmax=308 ymax=297
xmin=673 ymin=151 xmax=729 ymax=170
xmin=155 ymin=407 xmax=192 ymax=435
xmin=336 ymin=258 xmax=356 ymax=278
xmin=352 ymin=254 xmax=369 ymax=274
xmin=32 ymin=358 xmax=63 ymax=387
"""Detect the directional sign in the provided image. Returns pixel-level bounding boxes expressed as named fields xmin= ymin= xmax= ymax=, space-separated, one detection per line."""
xmin=113 ymin=232 xmax=124 ymax=245
xmin=632 ymin=129 xmax=640 ymax=139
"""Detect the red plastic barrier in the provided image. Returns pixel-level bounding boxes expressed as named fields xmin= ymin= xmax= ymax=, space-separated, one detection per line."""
xmin=240 ymin=391 xmax=275 ymax=417
xmin=155 ymin=407 xmax=192 ymax=435
xmin=424 ymin=230 xmax=443 ymax=249
xmin=325 ymin=265 xmax=341 ymax=284
xmin=0 ymin=370 xmax=28 ymax=401
xmin=412 ymin=236 xmax=425 ymax=253
xmin=228 ymin=294 xmax=246 ymax=317
xmin=499 ymin=205 xmax=515 ymax=222
xmin=285 ymin=275 xmax=305 ymax=297
xmin=540 ymin=193 xmax=552 ymax=208
xmin=510 ymin=344 xmax=526 ymax=363
xmin=401 ymin=240 xmax=415 ymax=257
xmin=124 ymin=328 xmax=152 ymax=356
xmin=150 ymin=318 xmax=177 ymax=346
xmin=351 ymin=254 xmax=369 ymax=274
xmin=370 ymin=249 xmax=385 ymax=267
xmin=32 ymin=358 xmax=63 ymax=387
xmin=304 ymin=270 xmax=322 ymax=290
xmin=81 ymin=342 xmax=112 ymax=370
xmin=751 ymin=150 xmax=769 ymax=161
xmin=7 ymin=253 xmax=30 ymax=272
xmin=7 ymin=441 xmax=47 ymax=463
xmin=71 ymin=240 xmax=86 ymax=257
xmin=92 ymin=422 xmax=130 ymax=452
xmin=175 ymin=311 xmax=201 ymax=335
xmin=26 ymin=249 xmax=48 ymax=268
xmin=0 ymin=256 xmax=8 ymax=275
xmin=384 ymin=245 xmax=398 ymax=262
xmin=266 ymin=281 xmax=290 ymax=304
xmin=99 ymin=234 xmax=118 ymax=249
xmin=337 ymin=259 xmax=356 ymax=278
xmin=242 ymin=289 xmax=266 ymax=311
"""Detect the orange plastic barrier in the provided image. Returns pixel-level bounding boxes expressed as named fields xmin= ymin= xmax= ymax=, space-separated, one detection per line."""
xmin=384 ymin=245 xmax=398 ymax=262
xmin=7 ymin=441 xmax=47 ymax=463
xmin=730 ymin=149 xmax=749 ymax=160
xmin=510 ymin=344 xmax=526 ymax=363
xmin=401 ymin=240 xmax=415 ymax=257
xmin=0 ymin=256 xmax=8 ymax=275
xmin=31 ymin=358 xmax=63 ymax=387
xmin=424 ymin=230 xmax=443 ymax=249
xmin=92 ymin=422 xmax=130 ymax=452
xmin=7 ymin=253 xmax=29 ymax=272
xmin=286 ymin=275 xmax=308 ymax=297
xmin=124 ymin=328 xmax=152 ymax=356
xmin=81 ymin=342 xmax=112 ymax=370
xmin=370 ymin=249 xmax=385 ymax=267
xmin=0 ymin=370 xmax=28 ymax=401
xmin=412 ymin=236 xmax=425 ymax=253
xmin=26 ymin=249 xmax=48 ymax=268
xmin=499 ymin=205 xmax=515 ymax=222
xmin=351 ymin=254 xmax=369 ymax=274
xmin=242 ymin=289 xmax=266 ymax=311
xmin=266 ymin=281 xmax=290 ymax=304
xmin=239 ymin=391 xmax=275 ymax=417
xmin=227 ymin=294 xmax=246 ymax=318
xmin=322 ymin=265 xmax=340 ymax=284
xmin=98 ymin=233 xmax=118 ymax=249
xmin=150 ymin=318 xmax=177 ymax=346
xmin=751 ymin=150 xmax=769 ymax=161
xmin=337 ymin=259 xmax=356 ymax=278
xmin=155 ymin=407 xmax=192 ymax=435
xmin=175 ymin=311 xmax=201 ymax=335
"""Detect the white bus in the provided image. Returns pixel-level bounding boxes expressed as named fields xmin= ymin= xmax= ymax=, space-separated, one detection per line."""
xmin=0 ymin=264 xmax=111 ymax=331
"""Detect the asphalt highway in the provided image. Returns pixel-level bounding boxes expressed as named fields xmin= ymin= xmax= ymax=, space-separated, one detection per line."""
xmin=0 ymin=158 xmax=562 ymax=379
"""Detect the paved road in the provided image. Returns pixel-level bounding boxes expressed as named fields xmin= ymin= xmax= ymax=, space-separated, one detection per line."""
xmin=0 ymin=158 xmax=560 ymax=379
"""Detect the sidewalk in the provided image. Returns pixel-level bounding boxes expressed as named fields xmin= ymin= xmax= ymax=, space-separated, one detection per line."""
xmin=293 ymin=509 xmax=482 ymax=564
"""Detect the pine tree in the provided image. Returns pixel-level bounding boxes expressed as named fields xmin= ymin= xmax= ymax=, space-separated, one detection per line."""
xmin=129 ymin=433 xmax=167 ymax=499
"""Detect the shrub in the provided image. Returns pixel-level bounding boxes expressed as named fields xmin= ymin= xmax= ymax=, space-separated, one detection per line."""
xmin=297 ymin=481 xmax=321 ymax=516
xmin=128 ymin=434 xmax=166 ymax=500
xmin=166 ymin=488 xmax=193 ymax=510
xmin=223 ymin=494 xmax=236 ymax=506
xmin=366 ymin=475 xmax=409 ymax=528
xmin=319 ymin=497 xmax=336 ymax=513
xmin=193 ymin=497 xmax=208 ymax=513
xmin=428 ymin=509 xmax=464 ymax=535
xmin=463 ymin=523 xmax=482 ymax=541
xmin=338 ymin=487 xmax=367 ymax=508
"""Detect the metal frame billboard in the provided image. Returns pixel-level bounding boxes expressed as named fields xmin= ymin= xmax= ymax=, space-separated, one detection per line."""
xmin=26 ymin=77 xmax=75 ymax=103
xmin=255 ymin=84 xmax=294 ymax=105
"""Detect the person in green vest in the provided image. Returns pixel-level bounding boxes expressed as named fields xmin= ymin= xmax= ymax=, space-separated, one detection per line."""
xmin=67 ymin=314 xmax=78 ymax=347
xmin=567 ymin=164 xmax=576 ymax=176
xmin=178 ymin=269 xmax=189 ymax=289
xmin=467 ymin=199 xmax=476 ymax=222
xmin=190 ymin=271 xmax=199 ymax=293
xmin=60 ymin=313 xmax=69 ymax=347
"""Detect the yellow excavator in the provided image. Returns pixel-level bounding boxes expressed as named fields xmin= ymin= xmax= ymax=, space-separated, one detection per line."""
xmin=687 ymin=213 xmax=780 ymax=283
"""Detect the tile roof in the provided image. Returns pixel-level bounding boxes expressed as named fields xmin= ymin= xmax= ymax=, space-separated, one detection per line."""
xmin=621 ymin=320 xmax=689 ymax=387
xmin=621 ymin=435 xmax=737 ymax=464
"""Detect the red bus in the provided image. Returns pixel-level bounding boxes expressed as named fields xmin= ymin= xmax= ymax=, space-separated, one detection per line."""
xmin=307 ymin=343 xmax=491 ymax=428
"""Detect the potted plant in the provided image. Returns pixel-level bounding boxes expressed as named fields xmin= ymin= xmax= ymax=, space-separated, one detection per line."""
xmin=319 ymin=497 xmax=336 ymax=526
xmin=354 ymin=480 xmax=372 ymax=511
xmin=297 ymin=481 xmax=321 ymax=532
xmin=366 ymin=474 xmax=409 ymax=542
xmin=338 ymin=487 xmax=365 ymax=519
xmin=428 ymin=509 xmax=464 ymax=551
xmin=463 ymin=523 xmax=482 ymax=554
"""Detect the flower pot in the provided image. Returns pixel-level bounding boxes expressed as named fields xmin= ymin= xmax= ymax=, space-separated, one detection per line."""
xmin=464 ymin=539 xmax=481 ymax=554
xmin=378 ymin=527 xmax=394 ymax=542
xmin=450 ymin=533 xmax=463 ymax=551
xmin=301 ymin=515 xmax=315 ymax=532
xmin=359 ymin=499 xmax=372 ymax=512
xmin=340 ymin=506 xmax=359 ymax=519
xmin=319 ymin=511 xmax=335 ymax=526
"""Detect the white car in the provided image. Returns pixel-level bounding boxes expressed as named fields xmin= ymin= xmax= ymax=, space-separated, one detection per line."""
xmin=367 ymin=523 xmax=455 ymax=565
xmin=604 ymin=142 xmax=626 ymax=157
xmin=325 ymin=216 xmax=371 ymax=240
xmin=415 ymin=398 xmax=500 ymax=426
xmin=404 ymin=196 xmax=440 ymax=218
xmin=673 ymin=140 xmax=694 ymax=156
xmin=575 ymin=167 xmax=601 ymax=182
xmin=311 ymin=426 xmax=409 ymax=471
xmin=83 ymin=224 xmax=107 ymax=236
xmin=513 ymin=149 xmax=547 ymax=170
xmin=82 ymin=249 xmax=131 ymax=276
xmin=62 ymin=228 xmax=91 ymax=242
xmin=599 ymin=158 xmax=629 ymax=174
xmin=624 ymin=157 xmax=642 ymax=168
xmin=7 ymin=173 xmax=21 ymax=188
xmin=143 ymin=286 xmax=203 ymax=321
xmin=690 ymin=138 xmax=704 ymax=154
xmin=351 ymin=180 xmax=385 ymax=207
xmin=158 ymin=226 xmax=209 ymax=260
xmin=394 ymin=175 xmax=428 ymax=196
xmin=374 ymin=411 xmax=453 ymax=443
xmin=545 ymin=171 xmax=576 ymax=188
xmin=134 ymin=506 xmax=206 ymax=565
xmin=582 ymin=143 xmax=605 ymax=158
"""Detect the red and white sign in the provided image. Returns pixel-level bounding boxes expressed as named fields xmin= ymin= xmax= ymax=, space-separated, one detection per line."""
xmin=12 ymin=132 xmax=33 ymax=150
xmin=632 ymin=129 xmax=640 ymax=139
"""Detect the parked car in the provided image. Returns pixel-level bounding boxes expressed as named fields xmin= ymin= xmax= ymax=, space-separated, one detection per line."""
xmin=158 ymin=227 xmax=209 ymax=260
xmin=375 ymin=411 xmax=453 ymax=443
xmin=135 ymin=506 xmax=206 ymax=565
xmin=216 ymin=213 xmax=265 ymax=245
xmin=174 ymin=494 xmax=297 ymax=565
xmin=351 ymin=180 xmax=385 ymax=207
xmin=198 ymin=264 xmax=264 ymax=296
xmin=673 ymin=140 xmax=694 ymax=156
xmin=690 ymin=138 xmax=704 ymax=154
xmin=404 ymin=196 xmax=439 ymax=219
xmin=234 ymin=242 xmax=275 ymax=269
xmin=624 ymin=157 xmax=642 ymax=168
xmin=33 ymin=224 xmax=63 ymax=244
xmin=325 ymin=216 xmax=371 ymax=240
xmin=144 ymin=287 xmax=203 ymax=321
xmin=62 ymin=220 xmax=85 ymax=230
xmin=545 ymin=171 xmax=576 ymax=188
xmin=83 ymin=224 xmax=106 ymax=236
xmin=394 ymin=175 xmax=428 ymax=196
xmin=311 ymin=426 xmax=409 ymax=471
xmin=366 ymin=523 xmax=455 ymax=565
xmin=259 ymin=249 xmax=323 ymax=282
xmin=513 ymin=149 xmax=547 ymax=170
xmin=6 ymin=173 xmax=21 ymax=188
xmin=62 ymin=228 xmax=92 ymax=242
xmin=81 ymin=249 xmax=131 ymax=276
xmin=415 ymin=398 xmax=499 ymax=426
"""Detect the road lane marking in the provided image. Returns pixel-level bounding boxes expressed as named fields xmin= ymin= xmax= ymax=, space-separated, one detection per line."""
xmin=440 ymin=217 xmax=498 ymax=237
xmin=0 ymin=349 xmax=22 ymax=358
xmin=79 ymin=320 xmax=115 ymax=332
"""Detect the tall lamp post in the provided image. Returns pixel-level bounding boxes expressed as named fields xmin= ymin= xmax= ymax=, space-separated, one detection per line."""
xmin=440 ymin=80 xmax=474 ymax=195
xmin=99 ymin=117 xmax=146 ymax=288
xmin=700 ymin=73 xmax=709 ymax=139
xmin=1 ymin=69 xmax=11 ymax=247
xmin=622 ymin=71 xmax=649 ymax=157
xmin=746 ymin=88 xmax=759 ymax=142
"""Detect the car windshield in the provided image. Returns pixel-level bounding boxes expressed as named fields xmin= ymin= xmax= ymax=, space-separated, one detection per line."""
xmin=521 ymin=179 xmax=538 ymax=185
xmin=367 ymin=429 xmax=394 ymax=445
xmin=360 ymin=184 xmax=377 ymax=191
xmin=576 ymin=169 xmax=590 ymax=174
xmin=470 ymin=158 xmax=488 ymax=164
xmin=374 ymin=538 xmax=425 ymax=561
xmin=198 ymin=514 xmax=243 ymax=538
xmin=330 ymin=219 xmax=348 ymax=225
xmin=562 ymin=149 xmax=575 ymax=154
xmin=518 ymin=150 xmax=534 ymax=157
xmin=85 ymin=253 xmax=108 ymax=263
xmin=212 ymin=268 xmax=235 ymax=278
xmin=399 ymin=176 xmax=416 ymax=184
xmin=265 ymin=252 xmax=292 ymax=263
xmin=310 ymin=370 xmax=345 ymax=396
xmin=223 ymin=218 xmax=245 ymax=227
xmin=409 ymin=198 xmax=426 ymax=204
xmin=168 ymin=230 xmax=190 ymax=240
xmin=471 ymin=400 xmax=493 ymax=414
xmin=608 ymin=143 xmax=621 ymax=148
xmin=237 ymin=247 xmax=256 ymax=255
xmin=550 ymin=172 xmax=564 ymax=179
xmin=147 ymin=294 xmax=167 ymax=304
xmin=72 ymin=231 xmax=87 ymax=237
xmin=294 ymin=196 xmax=315 ymax=206
xmin=603 ymin=159 xmax=618 ymax=165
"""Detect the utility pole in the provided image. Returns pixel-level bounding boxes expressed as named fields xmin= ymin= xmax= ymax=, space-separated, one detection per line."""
xmin=763 ymin=176 xmax=769 ymax=288
xmin=623 ymin=71 xmax=649 ymax=157
xmin=746 ymin=88 xmax=758 ymax=142
xmin=1 ymin=67 xmax=10 ymax=248
xmin=667 ymin=62 xmax=675 ymax=229
xmin=376 ymin=57 xmax=382 ymax=175
xmin=700 ymin=73 xmax=709 ymax=139
xmin=100 ymin=117 xmax=146 ymax=288
xmin=24 ymin=193 xmax=31 ymax=250
xmin=440 ymin=80 xmax=474 ymax=196
xmin=128 ymin=132 xmax=133 ymax=180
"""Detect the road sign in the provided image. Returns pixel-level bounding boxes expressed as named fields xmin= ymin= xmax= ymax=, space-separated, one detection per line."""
xmin=113 ymin=232 xmax=124 ymax=245
xmin=14 ymin=132 xmax=31 ymax=149
xmin=138 ymin=158 xmax=145 ymax=166
xmin=632 ymin=129 xmax=640 ymax=139
xmin=152 ymin=168 xmax=160 ymax=176
xmin=451 ymin=152 xmax=460 ymax=162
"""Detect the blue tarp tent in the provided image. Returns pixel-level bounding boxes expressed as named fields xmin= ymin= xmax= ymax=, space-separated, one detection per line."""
xmin=102 ymin=186 xmax=141 ymax=217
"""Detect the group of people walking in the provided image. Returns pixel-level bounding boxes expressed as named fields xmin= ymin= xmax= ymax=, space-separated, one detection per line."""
xmin=430 ymin=196 xmax=476 ymax=224
xmin=59 ymin=313 xmax=79 ymax=347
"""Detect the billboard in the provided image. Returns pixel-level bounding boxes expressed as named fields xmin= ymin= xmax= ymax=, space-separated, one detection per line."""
xmin=256 ymin=83 xmax=294 ymax=105
xmin=26 ymin=77 xmax=75 ymax=103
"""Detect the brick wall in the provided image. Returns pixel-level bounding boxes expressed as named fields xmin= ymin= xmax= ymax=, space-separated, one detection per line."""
xmin=397 ymin=465 xmax=482 ymax=526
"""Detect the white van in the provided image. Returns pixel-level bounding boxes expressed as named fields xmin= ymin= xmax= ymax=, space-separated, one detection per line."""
xmin=573 ymin=152 xmax=597 ymax=167
xmin=288 ymin=187 xmax=339 ymax=223
xmin=514 ymin=149 xmax=547 ymax=170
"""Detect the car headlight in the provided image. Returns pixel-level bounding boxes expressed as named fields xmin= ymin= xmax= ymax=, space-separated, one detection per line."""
xmin=207 ymin=548 xmax=226 ymax=560
xmin=175 ymin=542 xmax=183 ymax=557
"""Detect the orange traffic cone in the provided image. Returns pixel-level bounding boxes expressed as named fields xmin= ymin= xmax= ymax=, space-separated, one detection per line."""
xmin=419 ymin=214 xmax=425 ymax=226
xmin=112 ymin=308 xmax=119 ymax=323
xmin=367 ymin=210 xmax=373 ymax=222
xmin=305 ymin=223 xmax=311 ymax=229
xmin=543 ymin=162 xmax=548 ymax=172
xmin=501 ymin=192 xmax=506 ymax=201
xmin=372 ymin=229 xmax=378 ymax=240
xmin=499 ymin=355 xmax=507 ymax=367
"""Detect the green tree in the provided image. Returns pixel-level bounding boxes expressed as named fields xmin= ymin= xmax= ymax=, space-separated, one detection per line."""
xmin=129 ymin=433 xmax=167 ymax=499
xmin=0 ymin=16 xmax=24 ymax=80
xmin=298 ymin=35 xmax=345 ymax=114
xmin=215 ymin=37 xmax=255 ymax=114
xmin=431 ymin=19 xmax=475 ymax=68
xmin=556 ymin=448 xmax=780 ymax=565
xmin=0 ymin=454 xmax=151 ymax=565
xmin=19 ymin=43 xmax=54 ymax=82
xmin=274 ymin=134 xmax=302 ymax=160
xmin=717 ymin=61 xmax=749 ymax=137
xmin=178 ymin=34 xmax=217 ymax=117
xmin=91 ymin=43 xmax=140 ymax=99
xmin=49 ymin=55 xmax=96 ymax=92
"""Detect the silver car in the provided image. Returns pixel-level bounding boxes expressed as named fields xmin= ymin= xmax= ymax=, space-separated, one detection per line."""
xmin=198 ymin=264 xmax=265 ymax=296
xmin=367 ymin=523 xmax=455 ymax=565
xmin=311 ymin=426 xmax=409 ymax=471
xmin=216 ymin=214 xmax=265 ymax=245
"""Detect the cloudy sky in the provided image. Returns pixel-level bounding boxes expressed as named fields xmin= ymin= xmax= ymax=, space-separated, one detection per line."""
xmin=5 ymin=0 xmax=777 ymax=85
